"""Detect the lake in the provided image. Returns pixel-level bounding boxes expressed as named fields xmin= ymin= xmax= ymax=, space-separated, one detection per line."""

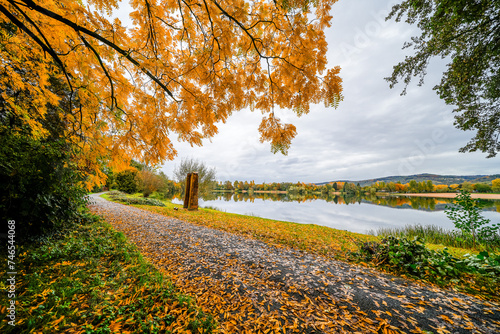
xmin=173 ymin=193 xmax=500 ymax=234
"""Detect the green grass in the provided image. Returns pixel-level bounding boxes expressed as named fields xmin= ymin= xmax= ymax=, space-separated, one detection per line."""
xmin=0 ymin=215 xmax=216 ymax=333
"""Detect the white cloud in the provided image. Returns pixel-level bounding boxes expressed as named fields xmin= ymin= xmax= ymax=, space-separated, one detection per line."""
xmin=158 ymin=0 xmax=498 ymax=183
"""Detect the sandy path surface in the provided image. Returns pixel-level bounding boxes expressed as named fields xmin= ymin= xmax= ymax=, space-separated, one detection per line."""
xmin=89 ymin=194 xmax=500 ymax=333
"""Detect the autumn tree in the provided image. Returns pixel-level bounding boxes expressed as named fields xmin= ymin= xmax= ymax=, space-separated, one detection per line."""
xmin=173 ymin=157 xmax=217 ymax=193
xmin=435 ymin=184 xmax=449 ymax=193
xmin=409 ymin=180 xmax=418 ymax=193
xmin=224 ymin=180 xmax=234 ymax=191
xmin=395 ymin=183 xmax=407 ymax=193
xmin=387 ymin=181 xmax=396 ymax=192
xmin=342 ymin=182 xmax=358 ymax=195
xmin=492 ymin=178 xmax=500 ymax=193
xmin=426 ymin=180 xmax=434 ymax=192
xmin=138 ymin=169 xmax=166 ymax=197
xmin=386 ymin=0 xmax=500 ymax=157
xmin=1 ymin=0 xmax=343 ymax=188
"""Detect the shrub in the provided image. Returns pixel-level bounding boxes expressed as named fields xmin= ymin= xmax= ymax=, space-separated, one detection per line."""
xmin=474 ymin=183 xmax=492 ymax=193
xmin=115 ymin=170 xmax=139 ymax=194
xmin=0 ymin=127 xmax=88 ymax=241
xmin=356 ymin=236 xmax=460 ymax=284
xmin=458 ymin=251 xmax=500 ymax=279
xmin=355 ymin=236 xmax=500 ymax=287
xmin=138 ymin=170 xmax=167 ymax=198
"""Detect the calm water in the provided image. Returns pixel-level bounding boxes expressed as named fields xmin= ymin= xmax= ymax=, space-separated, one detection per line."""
xmin=173 ymin=193 xmax=500 ymax=234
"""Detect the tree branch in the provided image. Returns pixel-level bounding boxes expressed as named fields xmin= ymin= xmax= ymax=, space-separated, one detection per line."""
xmin=79 ymin=34 xmax=117 ymax=111
xmin=0 ymin=3 xmax=74 ymax=98
xmin=13 ymin=0 xmax=179 ymax=102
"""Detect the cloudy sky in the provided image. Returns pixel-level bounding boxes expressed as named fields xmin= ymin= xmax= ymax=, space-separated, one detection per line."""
xmin=121 ymin=0 xmax=498 ymax=183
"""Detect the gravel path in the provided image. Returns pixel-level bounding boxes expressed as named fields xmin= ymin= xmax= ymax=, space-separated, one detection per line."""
xmin=89 ymin=194 xmax=500 ymax=333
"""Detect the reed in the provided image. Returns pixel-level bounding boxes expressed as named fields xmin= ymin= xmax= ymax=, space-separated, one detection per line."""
xmin=368 ymin=224 xmax=500 ymax=251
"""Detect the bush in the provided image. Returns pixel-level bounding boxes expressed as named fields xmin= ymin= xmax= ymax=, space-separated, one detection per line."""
xmin=356 ymin=236 xmax=457 ymax=280
xmin=459 ymin=251 xmax=500 ymax=279
xmin=115 ymin=170 xmax=139 ymax=194
xmin=355 ymin=236 xmax=500 ymax=286
xmin=0 ymin=127 xmax=88 ymax=241
xmin=149 ymin=191 xmax=165 ymax=200
xmin=138 ymin=170 xmax=166 ymax=198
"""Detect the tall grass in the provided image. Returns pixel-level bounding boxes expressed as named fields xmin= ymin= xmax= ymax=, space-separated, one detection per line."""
xmin=368 ymin=224 xmax=500 ymax=252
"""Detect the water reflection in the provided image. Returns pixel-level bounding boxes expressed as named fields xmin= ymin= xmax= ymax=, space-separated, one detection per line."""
xmin=170 ymin=192 xmax=500 ymax=233
xmin=202 ymin=192 xmax=500 ymax=213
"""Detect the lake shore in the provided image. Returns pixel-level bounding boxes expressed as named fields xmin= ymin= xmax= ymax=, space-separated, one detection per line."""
xmin=215 ymin=190 xmax=500 ymax=200
xmin=398 ymin=193 xmax=500 ymax=200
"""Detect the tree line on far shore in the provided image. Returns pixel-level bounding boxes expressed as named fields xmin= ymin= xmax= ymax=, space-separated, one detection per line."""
xmin=214 ymin=179 xmax=500 ymax=196
xmin=96 ymin=155 xmax=500 ymax=200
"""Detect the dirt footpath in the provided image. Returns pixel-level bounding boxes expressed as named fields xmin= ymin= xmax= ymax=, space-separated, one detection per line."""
xmin=89 ymin=194 xmax=500 ymax=333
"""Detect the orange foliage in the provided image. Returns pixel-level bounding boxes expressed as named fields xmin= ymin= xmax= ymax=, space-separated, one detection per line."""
xmin=0 ymin=0 xmax=343 ymax=187
xmin=435 ymin=184 xmax=449 ymax=192
xmin=395 ymin=183 xmax=407 ymax=192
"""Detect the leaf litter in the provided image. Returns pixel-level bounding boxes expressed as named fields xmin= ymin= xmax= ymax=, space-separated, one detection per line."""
xmin=89 ymin=194 xmax=500 ymax=333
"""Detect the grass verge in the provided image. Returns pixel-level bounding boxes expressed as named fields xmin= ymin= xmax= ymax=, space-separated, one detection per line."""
xmin=0 ymin=214 xmax=216 ymax=333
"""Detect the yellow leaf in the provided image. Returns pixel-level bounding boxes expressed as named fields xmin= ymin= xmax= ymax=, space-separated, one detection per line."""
xmin=438 ymin=314 xmax=454 ymax=325
xmin=53 ymin=315 xmax=65 ymax=326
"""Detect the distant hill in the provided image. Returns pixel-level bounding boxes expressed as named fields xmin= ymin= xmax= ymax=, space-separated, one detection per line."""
xmin=317 ymin=173 xmax=500 ymax=187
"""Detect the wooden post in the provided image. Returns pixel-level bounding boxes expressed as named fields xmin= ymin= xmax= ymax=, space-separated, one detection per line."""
xmin=183 ymin=173 xmax=192 ymax=209
xmin=188 ymin=172 xmax=199 ymax=210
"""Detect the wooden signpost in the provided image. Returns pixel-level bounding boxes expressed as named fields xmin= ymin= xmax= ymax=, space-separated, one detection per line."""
xmin=183 ymin=172 xmax=199 ymax=210
xmin=183 ymin=173 xmax=191 ymax=209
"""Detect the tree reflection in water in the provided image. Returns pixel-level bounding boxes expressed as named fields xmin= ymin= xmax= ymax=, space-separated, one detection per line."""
xmin=200 ymin=192 xmax=500 ymax=213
